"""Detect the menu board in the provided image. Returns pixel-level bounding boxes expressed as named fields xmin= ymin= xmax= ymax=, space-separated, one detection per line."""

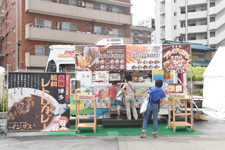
xmin=109 ymin=73 xmax=121 ymax=81
xmin=75 ymin=45 xmax=126 ymax=71
xmin=162 ymin=44 xmax=191 ymax=70
xmin=126 ymin=45 xmax=162 ymax=70
xmin=95 ymin=71 xmax=109 ymax=82
xmin=7 ymin=73 xmax=70 ymax=132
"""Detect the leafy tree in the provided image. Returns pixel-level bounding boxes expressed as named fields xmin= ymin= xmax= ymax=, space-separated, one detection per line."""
xmin=187 ymin=65 xmax=207 ymax=81
xmin=0 ymin=91 xmax=7 ymax=112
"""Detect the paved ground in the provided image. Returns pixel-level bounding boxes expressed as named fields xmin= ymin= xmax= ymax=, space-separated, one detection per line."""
xmin=0 ymin=115 xmax=224 ymax=150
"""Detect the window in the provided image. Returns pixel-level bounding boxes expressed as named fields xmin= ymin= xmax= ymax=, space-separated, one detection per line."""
xmin=61 ymin=0 xmax=77 ymax=6
xmin=94 ymin=26 xmax=107 ymax=35
xmin=112 ymin=29 xmax=124 ymax=37
xmin=13 ymin=51 xmax=15 ymax=57
xmin=174 ymin=25 xmax=177 ymax=29
xmin=35 ymin=18 xmax=52 ymax=29
xmin=112 ymin=6 xmax=125 ymax=14
xmin=174 ymin=12 xmax=177 ymax=16
xmin=210 ymin=32 xmax=215 ymax=37
xmin=181 ymin=21 xmax=185 ymax=28
xmin=62 ymin=22 xmax=77 ymax=32
xmin=94 ymin=3 xmax=107 ymax=11
xmin=210 ymin=17 xmax=215 ymax=22
xmin=59 ymin=64 xmax=75 ymax=73
xmin=174 ymin=0 xmax=177 ymax=3
xmin=46 ymin=60 xmax=56 ymax=72
xmin=35 ymin=45 xmax=50 ymax=56
xmin=193 ymin=53 xmax=205 ymax=59
xmin=210 ymin=2 xmax=215 ymax=7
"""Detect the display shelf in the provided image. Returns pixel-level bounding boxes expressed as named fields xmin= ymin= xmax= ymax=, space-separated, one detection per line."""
xmin=76 ymin=94 xmax=96 ymax=133
xmin=168 ymin=96 xmax=193 ymax=132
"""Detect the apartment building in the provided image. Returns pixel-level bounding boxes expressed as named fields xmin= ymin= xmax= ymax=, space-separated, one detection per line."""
xmin=0 ymin=0 xmax=132 ymax=72
xmin=131 ymin=26 xmax=152 ymax=44
xmin=155 ymin=0 xmax=225 ymax=49
xmin=137 ymin=17 xmax=155 ymax=30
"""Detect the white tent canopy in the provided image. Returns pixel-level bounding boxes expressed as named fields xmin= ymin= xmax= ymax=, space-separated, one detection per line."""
xmin=203 ymin=46 xmax=225 ymax=120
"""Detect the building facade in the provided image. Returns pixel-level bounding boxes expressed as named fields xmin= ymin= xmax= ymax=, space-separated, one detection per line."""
xmin=0 ymin=0 xmax=132 ymax=72
xmin=137 ymin=17 xmax=155 ymax=30
xmin=131 ymin=26 xmax=152 ymax=44
xmin=155 ymin=0 xmax=225 ymax=49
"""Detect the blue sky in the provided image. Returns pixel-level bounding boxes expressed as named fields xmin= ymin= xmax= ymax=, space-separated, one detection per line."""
xmin=131 ymin=0 xmax=155 ymax=25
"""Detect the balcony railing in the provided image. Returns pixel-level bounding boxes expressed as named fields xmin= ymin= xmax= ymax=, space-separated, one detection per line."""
xmin=29 ymin=24 xmax=127 ymax=38
xmin=41 ymin=0 xmax=130 ymax=15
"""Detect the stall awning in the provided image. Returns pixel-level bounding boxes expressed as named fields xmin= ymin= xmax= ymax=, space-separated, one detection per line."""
xmin=192 ymin=60 xmax=210 ymax=67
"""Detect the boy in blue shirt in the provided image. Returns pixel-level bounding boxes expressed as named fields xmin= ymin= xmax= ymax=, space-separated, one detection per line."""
xmin=139 ymin=79 xmax=166 ymax=138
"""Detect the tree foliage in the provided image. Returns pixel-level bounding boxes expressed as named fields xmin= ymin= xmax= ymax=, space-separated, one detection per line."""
xmin=0 ymin=91 xmax=7 ymax=112
xmin=187 ymin=65 xmax=207 ymax=81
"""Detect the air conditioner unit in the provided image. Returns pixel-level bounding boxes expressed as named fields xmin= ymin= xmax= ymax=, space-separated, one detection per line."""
xmin=78 ymin=1 xmax=85 ymax=7
xmin=6 ymin=20 xmax=10 ymax=23
xmin=6 ymin=42 xmax=10 ymax=45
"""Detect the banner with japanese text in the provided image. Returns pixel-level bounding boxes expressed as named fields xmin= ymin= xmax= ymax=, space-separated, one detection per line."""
xmin=162 ymin=44 xmax=191 ymax=70
xmin=7 ymin=73 xmax=70 ymax=132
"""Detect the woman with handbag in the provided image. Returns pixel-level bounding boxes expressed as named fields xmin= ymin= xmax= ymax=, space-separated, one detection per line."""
xmin=121 ymin=75 xmax=138 ymax=120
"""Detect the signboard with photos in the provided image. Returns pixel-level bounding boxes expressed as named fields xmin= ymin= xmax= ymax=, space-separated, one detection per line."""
xmin=75 ymin=44 xmax=191 ymax=71
xmin=7 ymin=73 xmax=70 ymax=132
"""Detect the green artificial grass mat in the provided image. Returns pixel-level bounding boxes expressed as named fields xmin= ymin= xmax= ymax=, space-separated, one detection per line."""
xmin=70 ymin=108 xmax=100 ymax=116
xmin=47 ymin=124 xmax=202 ymax=137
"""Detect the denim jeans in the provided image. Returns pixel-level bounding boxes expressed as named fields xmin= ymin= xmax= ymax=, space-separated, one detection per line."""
xmin=142 ymin=101 xmax=159 ymax=134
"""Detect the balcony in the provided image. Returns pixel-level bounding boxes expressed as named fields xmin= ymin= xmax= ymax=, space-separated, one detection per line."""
xmin=187 ymin=0 xmax=207 ymax=6
xmin=25 ymin=52 xmax=48 ymax=67
xmin=179 ymin=0 xmax=186 ymax=7
xmin=25 ymin=24 xmax=132 ymax=44
xmin=25 ymin=0 xmax=132 ymax=25
xmin=209 ymin=0 xmax=225 ymax=15
xmin=180 ymin=14 xmax=186 ymax=20
xmin=187 ymin=25 xmax=207 ymax=33
xmin=187 ymin=11 xmax=207 ymax=19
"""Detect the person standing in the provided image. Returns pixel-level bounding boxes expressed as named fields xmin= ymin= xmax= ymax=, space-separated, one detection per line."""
xmin=122 ymin=75 xmax=138 ymax=120
xmin=114 ymin=84 xmax=125 ymax=120
xmin=108 ymin=81 xmax=117 ymax=111
xmin=139 ymin=79 xmax=166 ymax=138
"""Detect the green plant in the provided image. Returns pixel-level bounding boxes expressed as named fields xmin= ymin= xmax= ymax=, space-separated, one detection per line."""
xmin=188 ymin=88 xmax=203 ymax=96
xmin=187 ymin=65 xmax=207 ymax=81
xmin=0 ymin=91 xmax=7 ymax=112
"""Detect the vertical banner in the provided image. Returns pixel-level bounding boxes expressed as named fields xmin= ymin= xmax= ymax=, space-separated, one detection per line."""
xmin=126 ymin=45 xmax=162 ymax=70
xmin=75 ymin=45 xmax=126 ymax=71
xmin=7 ymin=73 xmax=70 ymax=132
xmin=162 ymin=44 xmax=191 ymax=70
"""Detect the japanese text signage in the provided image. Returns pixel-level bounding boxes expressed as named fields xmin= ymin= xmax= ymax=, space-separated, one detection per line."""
xmin=162 ymin=44 xmax=191 ymax=70
xmin=7 ymin=73 xmax=70 ymax=132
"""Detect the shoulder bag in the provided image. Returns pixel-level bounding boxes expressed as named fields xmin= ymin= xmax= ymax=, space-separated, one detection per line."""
xmin=127 ymin=82 xmax=136 ymax=99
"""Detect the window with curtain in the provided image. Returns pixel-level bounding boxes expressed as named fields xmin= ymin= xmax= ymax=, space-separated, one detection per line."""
xmin=94 ymin=26 xmax=107 ymax=35
xmin=35 ymin=18 xmax=52 ymax=29
xmin=94 ymin=3 xmax=107 ymax=11
xmin=62 ymin=22 xmax=77 ymax=32
xmin=112 ymin=6 xmax=124 ymax=14
xmin=35 ymin=45 xmax=50 ymax=56
xmin=113 ymin=29 xmax=124 ymax=37
xmin=62 ymin=0 xmax=76 ymax=6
